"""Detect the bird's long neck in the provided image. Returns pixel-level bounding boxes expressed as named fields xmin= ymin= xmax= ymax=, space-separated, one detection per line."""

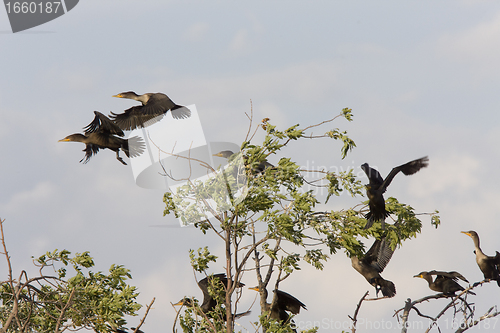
xmin=471 ymin=235 xmax=487 ymax=258
xmin=422 ymin=274 xmax=433 ymax=286
xmin=351 ymin=256 xmax=362 ymax=272
xmin=472 ymin=235 xmax=482 ymax=252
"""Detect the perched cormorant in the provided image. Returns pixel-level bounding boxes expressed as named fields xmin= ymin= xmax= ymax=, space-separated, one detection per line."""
xmin=249 ymin=286 xmax=306 ymax=332
xmin=174 ymin=273 xmax=249 ymax=320
xmin=113 ymin=328 xmax=144 ymax=333
xmin=213 ymin=150 xmax=274 ymax=175
xmin=59 ymin=111 xmax=144 ymax=165
xmin=110 ymin=91 xmax=191 ymax=130
xmin=361 ymin=156 xmax=429 ymax=229
xmin=351 ymin=236 xmax=396 ymax=297
xmin=462 ymin=231 xmax=500 ymax=287
xmin=413 ymin=271 xmax=474 ymax=296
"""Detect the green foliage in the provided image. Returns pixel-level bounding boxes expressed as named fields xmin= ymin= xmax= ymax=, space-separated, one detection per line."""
xmin=325 ymin=169 xmax=364 ymax=203
xmin=167 ymin=110 xmax=439 ymax=333
xmin=0 ymin=250 xmax=141 ymax=333
xmin=190 ymin=247 xmax=218 ymax=273
xmin=256 ymin=312 xmax=300 ymax=333
xmin=326 ymin=129 xmax=356 ymax=159
xmin=431 ymin=210 xmax=440 ymax=228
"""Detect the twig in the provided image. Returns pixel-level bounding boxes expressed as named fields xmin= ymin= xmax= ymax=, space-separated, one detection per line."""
xmin=244 ymin=100 xmax=254 ymax=142
xmin=133 ymin=298 xmax=155 ymax=333
xmin=455 ymin=306 xmax=500 ymax=333
xmin=54 ymin=287 xmax=76 ymax=332
xmin=302 ymin=112 xmax=345 ymax=132
xmin=0 ymin=218 xmax=18 ymax=333
xmin=348 ymin=291 xmax=369 ymax=333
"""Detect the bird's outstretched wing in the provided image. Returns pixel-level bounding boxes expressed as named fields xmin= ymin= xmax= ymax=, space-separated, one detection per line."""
xmin=275 ymin=290 xmax=307 ymax=314
xmin=143 ymin=93 xmax=191 ymax=119
xmin=138 ymin=93 xmax=190 ymax=119
xmin=141 ymin=93 xmax=176 ymax=114
xmin=380 ymin=156 xmax=429 ymax=193
xmin=110 ymin=106 xmax=165 ymax=131
xmin=428 ymin=270 xmax=469 ymax=283
xmin=363 ymin=236 xmax=395 ymax=273
xmin=170 ymin=105 xmax=192 ymax=119
xmin=81 ymin=143 xmax=100 ymax=164
xmin=197 ymin=273 xmax=244 ymax=296
xmin=198 ymin=273 xmax=226 ymax=292
xmin=84 ymin=111 xmax=124 ymax=136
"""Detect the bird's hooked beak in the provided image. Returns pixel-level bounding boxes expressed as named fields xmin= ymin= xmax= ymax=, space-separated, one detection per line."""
xmin=58 ymin=138 xmax=70 ymax=142
xmin=248 ymin=286 xmax=260 ymax=292
xmin=112 ymin=94 xmax=123 ymax=98
xmin=413 ymin=274 xmax=424 ymax=279
xmin=461 ymin=231 xmax=472 ymax=237
xmin=213 ymin=153 xmax=224 ymax=157
xmin=172 ymin=300 xmax=184 ymax=306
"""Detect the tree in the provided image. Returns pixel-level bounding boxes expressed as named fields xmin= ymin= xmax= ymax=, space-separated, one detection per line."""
xmin=0 ymin=218 xmax=153 ymax=333
xmin=392 ymin=280 xmax=500 ymax=333
xmin=165 ymin=107 xmax=437 ymax=333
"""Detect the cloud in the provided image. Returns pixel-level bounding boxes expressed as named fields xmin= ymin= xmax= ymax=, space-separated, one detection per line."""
xmin=0 ymin=181 xmax=58 ymax=215
xmin=410 ymin=153 xmax=480 ymax=197
xmin=436 ymin=11 xmax=500 ymax=78
xmin=183 ymin=22 xmax=209 ymax=42
xmin=229 ymin=29 xmax=250 ymax=54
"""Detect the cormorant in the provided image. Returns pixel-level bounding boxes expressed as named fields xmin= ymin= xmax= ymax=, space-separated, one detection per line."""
xmin=413 ymin=271 xmax=474 ymax=296
xmin=59 ymin=111 xmax=144 ymax=165
xmin=213 ymin=150 xmax=274 ymax=175
xmin=110 ymin=91 xmax=191 ymax=130
xmin=249 ymin=286 xmax=306 ymax=332
xmin=462 ymin=231 xmax=500 ymax=287
xmin=174 ymin=273 xmax=249 ymax=320
xmin=351 ymin=236 xmax=396 ymax=297
xmin=361 ymin=156 xmax=429 ymax=229
xmin=113 ymin=328 xmax=144 ymax=333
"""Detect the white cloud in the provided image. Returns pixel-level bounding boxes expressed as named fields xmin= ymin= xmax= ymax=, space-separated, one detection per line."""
xmin=436 ymin=11 xmax=500 ymax=78
xmin=1 ymin=181 xmax=58 ymax=214
xmin=229 ymin=29 xmax=250 ymax=54
xmin=183 ymin=22 xmax=209 ymax=42
xmin=410 ymin=153 xmax=480 ymax=197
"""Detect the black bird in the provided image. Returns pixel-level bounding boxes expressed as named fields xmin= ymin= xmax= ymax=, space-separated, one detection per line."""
xmin=249 ymin=286 xmax=306 ymax=332
xmin=462 ymin=231 xmax=500 ymax=287
xmin=361 ymin=156 xmax=429 ymax=229
xmin=174 ymin=273 xmax=249 ymax=320
xmin=113 ymin=328 xmax=144 ymax=333
xmin=59 ymin=111 xmax=144 ymax=165
xmin=213 ymin=150 xmax=274 ymax=175
xmin=351 ymin=236 xmax=396 ymax=298
xmin=110 ymin=91 xmax=191 ymax=130
xmin=413 ymin=271 xmax=474 ymax=296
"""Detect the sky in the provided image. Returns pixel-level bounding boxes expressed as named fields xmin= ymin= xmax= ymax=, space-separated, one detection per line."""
xmin=1 ymin=1 xmax=500 ymax=332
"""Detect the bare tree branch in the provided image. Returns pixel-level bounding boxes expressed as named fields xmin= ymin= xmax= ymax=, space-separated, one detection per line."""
xmin=348 ymin=291 xmax=369 ymax=333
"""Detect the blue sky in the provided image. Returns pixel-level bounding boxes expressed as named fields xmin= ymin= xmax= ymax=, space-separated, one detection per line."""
xmin=1 ymin=1 xmax=500 ymax=332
